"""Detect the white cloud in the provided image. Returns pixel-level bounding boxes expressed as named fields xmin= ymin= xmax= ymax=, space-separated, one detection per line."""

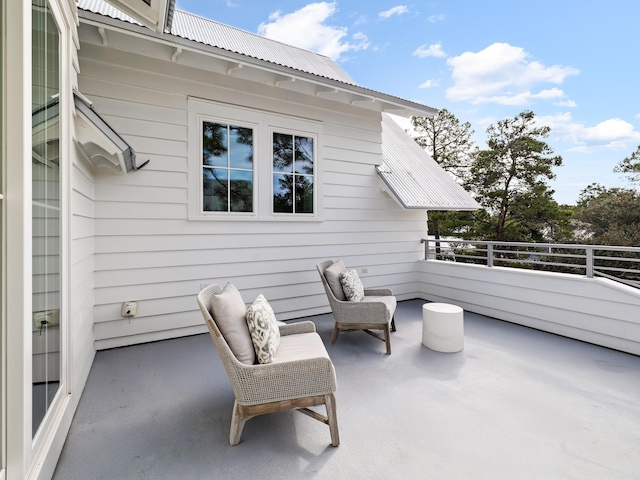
xmin=419 ymin=79 xmax=439 ymax=88
xmin=446 ymin=43 xmax=579 ymax=105
xmin=428 ymin=14 xmax=445 ymax=23
xmin=379 ymin=5 xmax=408 ymax=18
xmin=555 ymin=100 xmax=577 ymax=107
xmin=257 ymin=2 xmax=369 ymax=61
xmin=536 ymin=112 xmax=640 ymax=152
xmin=413 ymin=43 xmax=446 ymax=58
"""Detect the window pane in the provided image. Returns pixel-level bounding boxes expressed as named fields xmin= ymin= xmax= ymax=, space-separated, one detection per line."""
xmin=203 ymin=167 xmax=228 ymax=211
xmin=273 ymin=173 xmax=293 ymax=213
xmin=202 ymin=122 xmax=228 ymax=167
xmin=273 ymin=133 xmax=293 ymax=173
xmin=229 ymin=126 xmax=253 ymax=169
xmin=32 ymin=0 xmax=61 ymax=437
xmin=294 ymin=136 xmax=313 ymax=174
xmin=295 ymin=175 xmax=314 ymax=213
xmin=201 ymin=122 xmax=254 ymax=213
xmin=229 ymin=170 xmax=253 ymax=212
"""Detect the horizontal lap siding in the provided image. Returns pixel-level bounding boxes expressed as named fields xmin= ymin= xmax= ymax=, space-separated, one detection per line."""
xmin=71 ymin=122 xmax=97 ymax=408
xmin=78 ymin=44 xmax=427 ymax=349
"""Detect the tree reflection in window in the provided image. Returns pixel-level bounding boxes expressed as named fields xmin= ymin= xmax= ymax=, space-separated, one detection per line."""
xmin=273 ymin=133 xmax=314 ymax=213
xmin=202 ymin=122 xmax=253 ymax=212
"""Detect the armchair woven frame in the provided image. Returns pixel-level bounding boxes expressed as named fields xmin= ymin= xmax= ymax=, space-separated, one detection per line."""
xmin=317 ymin=260 xmax=396 ymax=354
xmin=197 ymin=284 xmax=339 ymax=446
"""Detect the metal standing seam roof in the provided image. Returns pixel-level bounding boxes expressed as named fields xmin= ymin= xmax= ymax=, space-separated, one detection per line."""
xmin=170 ymin=10 xmax=355 ymax=85
xmin=77 ymin=0 xmax=355 ymax=84
xmin=378 ymin=114 xmax=480 ymax=211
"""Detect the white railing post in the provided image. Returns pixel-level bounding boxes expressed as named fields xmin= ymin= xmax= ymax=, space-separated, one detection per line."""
xmin=487 ymin=243 xmax=494 ymax=267
xmin=586 ymin=247 xmax=594 ymax=278
xmin=421 ymin=238 xmax=430 ymax=260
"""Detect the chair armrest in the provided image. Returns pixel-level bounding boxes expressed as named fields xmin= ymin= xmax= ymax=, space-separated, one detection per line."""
xmin=330 ymin=299 xmax=390 ymax=324
xmin=364 ymin=288 xmax=393 ymax=297
xmin=279 ymin=321 xmax=316 ymax=336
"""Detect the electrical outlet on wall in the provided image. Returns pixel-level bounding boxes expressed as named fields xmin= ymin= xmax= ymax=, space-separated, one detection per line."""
xmin=121 ymin=301 xmax=137 ymax=317
xmin=32 ymin=309 xmax=60 ymax=330
xmin=361 ymin=268 xmax=369 ymax=274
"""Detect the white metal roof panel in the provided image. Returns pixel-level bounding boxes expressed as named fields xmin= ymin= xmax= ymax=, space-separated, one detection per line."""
xmin=170 ymin=10 xmax=355 ymax=84
xmin=78 ymin=0 xmax=354 ymax=84
xmin=378 ymin=114 xmax=480 ymax=211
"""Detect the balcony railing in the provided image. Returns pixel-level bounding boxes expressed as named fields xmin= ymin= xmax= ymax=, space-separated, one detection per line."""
xmin=421 ymin=238 xmax=640 ymax=289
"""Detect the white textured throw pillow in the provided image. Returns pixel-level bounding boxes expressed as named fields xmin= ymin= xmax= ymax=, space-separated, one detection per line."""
xmin=324 ymin=259 xmax=347 ymax=301
xmin=340 ymin=269 xmax=365 ymax=302
xmin=210 ymin=283 xmax=255 ymax=365
xmin=245 ymin=294 xmax=281 ymax=364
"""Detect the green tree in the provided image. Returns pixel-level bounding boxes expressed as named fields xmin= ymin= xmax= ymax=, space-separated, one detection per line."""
xmin=465 ymin=111 xmax=570 ymax=241
xmin=614 ymin=144 xmax=640 ymax=184
xmin=411 ymin=108 xmax=476 ymax=180
xmin=574 ymin=184 xmax=640 ymax=246
xmin=411 ymin=109 xmax=478 ymax=245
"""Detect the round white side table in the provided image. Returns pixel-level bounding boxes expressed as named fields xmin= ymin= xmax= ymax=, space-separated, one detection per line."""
xmin=422 ymin=303 xmax=464 ymax=352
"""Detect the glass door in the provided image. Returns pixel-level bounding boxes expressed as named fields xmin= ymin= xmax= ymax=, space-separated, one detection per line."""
xmin=31 ymin=0 xmax=61 ymax=437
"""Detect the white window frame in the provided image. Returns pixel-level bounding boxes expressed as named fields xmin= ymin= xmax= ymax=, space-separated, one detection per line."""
xmin=269 ymin=127 xmax=318 ymax=218
xmin=200 ymin=117 xmax=259 ymax=218
xmin=188 ymin=97 xmax=323 ymax=221
xmin=29 ymin=0 xmax=70 ymax=465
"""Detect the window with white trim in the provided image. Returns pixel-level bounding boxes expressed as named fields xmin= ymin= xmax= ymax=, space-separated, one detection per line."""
xmin=188 ymin=98 xmax=323 ymax=221
xmin=272 ymin=132 xmax=315 ymax=214
xmin=202 ymin=122 xmax=254 ymax=212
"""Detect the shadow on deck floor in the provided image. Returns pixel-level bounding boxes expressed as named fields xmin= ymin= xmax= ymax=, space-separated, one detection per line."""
xmin=53 ymin=300 xmax=640 ymax=479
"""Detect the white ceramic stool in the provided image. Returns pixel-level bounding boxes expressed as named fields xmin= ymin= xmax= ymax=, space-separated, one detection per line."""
xmin=422 ymin=303 xmax=464 ymax=352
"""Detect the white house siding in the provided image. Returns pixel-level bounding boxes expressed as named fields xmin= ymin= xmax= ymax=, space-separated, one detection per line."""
xmin=70 ymin=152 xmax=97 ymax=391
xmin=75 ymin=37 xmax=428 ymax=350
xmin=418 ymin=260 xmax=640 ymax=356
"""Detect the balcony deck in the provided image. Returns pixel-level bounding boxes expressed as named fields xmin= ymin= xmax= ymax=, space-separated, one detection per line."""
xmin=53 ymin=299 xmax=640 ymax=479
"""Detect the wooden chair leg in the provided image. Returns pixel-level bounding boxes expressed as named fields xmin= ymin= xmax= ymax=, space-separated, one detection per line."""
xmin=229 ymin=401 xmax=248 ymax=446
xmin=384 ymin=323 xmax=391 ymax=354
xmin=325 ymin=393 xmax=340 ymax=447
xmin=391 ymin=317 xmax=396 ymax=332
xmin=331 ymin=324 xmax=340 ymax=345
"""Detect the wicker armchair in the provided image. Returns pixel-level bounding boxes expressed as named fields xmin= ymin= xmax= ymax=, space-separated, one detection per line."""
xmin=197 ymin=284 xmax=339 ymax=446
xmin=317 ymin=260 xmax=397 ymax=354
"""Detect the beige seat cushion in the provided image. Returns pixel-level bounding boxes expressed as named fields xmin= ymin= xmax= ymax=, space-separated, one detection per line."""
xmin=210 ymin=283 xmax=255 ymax=365
xmin=272 ymin=332 xmax=330 ymax=363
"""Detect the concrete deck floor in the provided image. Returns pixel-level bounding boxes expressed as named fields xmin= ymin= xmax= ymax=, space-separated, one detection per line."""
xmin=53 ymin=300 xmax=640 ymax=479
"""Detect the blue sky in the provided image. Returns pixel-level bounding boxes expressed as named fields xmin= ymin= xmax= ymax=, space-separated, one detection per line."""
xmin=174 ymin=0 xmax=640 ymax=205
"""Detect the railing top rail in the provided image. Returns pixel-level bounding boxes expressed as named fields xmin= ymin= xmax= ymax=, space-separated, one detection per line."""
xmin=420 ymin=238 xmax=640 ymax=254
